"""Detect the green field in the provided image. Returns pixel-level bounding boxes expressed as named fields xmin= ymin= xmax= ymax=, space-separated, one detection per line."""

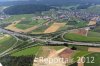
xmin=16 ymin=24 xmax=33 ymax=30
xmin=16 ymin=19 xmax=46 ymax=30
xmin=31 ymin=22 xmax=53 ymax=34
xmin=73 ymin=51 xmax=90 ymax=62
xmin=48 ymin=46 xmax=65 ymax=50
xmin=93 ymin=26 xmax=100 ymax=33
xmin=84 ymin=53 xmax=100 ymax=66
xmin=88 ymin=31 xmax=100 ymax=37
xmin=63 ymin=33 xmax=100 ymax=42
xmin=2 ymin=14 xmax=33 ymax=23
xmin=67 ymin=18 xmax=87 ymax=28
xmin=31 ymin=25 xmax=49 ymax=33
xmin=11 ymin=46 xmax=40 ymax=57
xmin=0 ymin=35 xmax=17 ymax=53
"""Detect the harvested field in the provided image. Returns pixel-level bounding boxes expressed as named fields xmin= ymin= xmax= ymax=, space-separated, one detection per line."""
xmin=88 ymin=47 xmax=100 ymax=52
xmin=44 ymin=23 xmax=66 ymax=33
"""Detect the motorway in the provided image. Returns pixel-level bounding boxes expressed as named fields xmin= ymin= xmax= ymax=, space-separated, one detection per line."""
xmin=0 ymin=28 xmax=100 ymax=47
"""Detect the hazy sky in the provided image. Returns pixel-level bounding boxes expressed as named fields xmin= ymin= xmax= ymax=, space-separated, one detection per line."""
xmin=0 ymin=0 xmax=15 ymax=1
xmin=0 ymin=0 xmax=29 ymax=1
xmin=0 ymin=0 xmax=99 ymax=2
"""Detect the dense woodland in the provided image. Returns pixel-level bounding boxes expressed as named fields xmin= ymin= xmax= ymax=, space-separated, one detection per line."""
xmin=0 ymin=55 xmax=34 ymax=66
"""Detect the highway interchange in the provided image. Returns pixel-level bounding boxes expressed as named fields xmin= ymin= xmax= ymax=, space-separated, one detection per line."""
xmin=0 ymin=27 xmax=100 ymax=47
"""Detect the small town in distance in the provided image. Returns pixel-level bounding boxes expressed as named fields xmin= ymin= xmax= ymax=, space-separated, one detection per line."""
xmin=0 ymin=0 xmax=100 ymax=66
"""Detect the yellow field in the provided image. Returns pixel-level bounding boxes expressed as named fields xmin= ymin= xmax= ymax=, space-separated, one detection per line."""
xmin=44 ymin=23 xmax=66 ymax=33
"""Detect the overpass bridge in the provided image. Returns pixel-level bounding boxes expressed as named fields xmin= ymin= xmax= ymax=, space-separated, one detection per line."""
xmin=47 ymin=41 xmax=100 ymax=47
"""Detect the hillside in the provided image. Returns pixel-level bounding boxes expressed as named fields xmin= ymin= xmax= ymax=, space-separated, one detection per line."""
xmin=4 ymin=4 xmax=55 ymax=15
xmin=1 ymin=0 xmax=100 ymax=6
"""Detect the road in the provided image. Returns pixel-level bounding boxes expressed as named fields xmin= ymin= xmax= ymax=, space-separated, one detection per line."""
xmin=0 ymin=28 xmax=100 ymax=47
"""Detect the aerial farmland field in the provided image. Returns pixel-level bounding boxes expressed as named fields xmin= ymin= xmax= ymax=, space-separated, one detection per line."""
xmin=0 ymin=34 xmax=17 ymax=53
xmin=5 ymin=17 xmax=48 ymax=33
xmin=84 ymin=53 xmax=100 ymax=66
xmin=63 ymin=33 xmax=100 ymax=42
xmin=0 ymin=0 xmax=100 ymax=66
xmin=44 ymin=23 xmax=66 ymax=33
